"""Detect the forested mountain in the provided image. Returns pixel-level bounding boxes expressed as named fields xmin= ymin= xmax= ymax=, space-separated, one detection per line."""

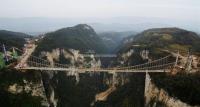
xmin=35 ymin=24 xmax=107 ymax=54
xmin=119 ymin=27 xmax=200 ymax=54
xmin=0 ymin=30 xmax=30 ymax=48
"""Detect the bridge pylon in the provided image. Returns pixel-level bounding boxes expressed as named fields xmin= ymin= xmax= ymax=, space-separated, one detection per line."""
xmin=144 ymin=71 xmax=151 ymax=107
xmin=112 ymin=72 xmax=118 ymax=87
xmin=185 ymin=49 xmax=193 ymax=72
xmin=186 ymin=55 xmax=193 ymax=72
xmin=174 ymin=51 xmax=179 ymax=67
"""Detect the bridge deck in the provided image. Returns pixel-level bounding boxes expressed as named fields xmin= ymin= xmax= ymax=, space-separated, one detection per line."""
xmin=19 ymin=67 xmax=168 ymax=73
xmin=81 ymin=54 xmax=117 ymax=57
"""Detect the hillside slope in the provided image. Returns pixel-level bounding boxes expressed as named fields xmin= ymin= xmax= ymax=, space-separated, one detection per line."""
xmin=120 ymin=28 xmax=200 ymax=54
xmin=35 ymin=24 xmax=107 ymax=54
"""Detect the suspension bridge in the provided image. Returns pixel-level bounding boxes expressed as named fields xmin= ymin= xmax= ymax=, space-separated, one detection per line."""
xmin=0 ymin=44 xmax=196 ymax=105
xmin=0 ymin=44 xmax=179 ymax=73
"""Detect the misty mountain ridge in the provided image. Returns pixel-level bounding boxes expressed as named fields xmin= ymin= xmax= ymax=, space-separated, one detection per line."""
xmin=0 ymin=17 xmax=199 ymax=34
xmin=98 ymin=31 xmax=137 ymax=53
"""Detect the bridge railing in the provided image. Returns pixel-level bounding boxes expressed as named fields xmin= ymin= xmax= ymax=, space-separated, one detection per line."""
xmin=105 ymin=55 xmax=175 ymax=71
xmin=11 ymin=45 xmax=177 ymax=71
xmin=26 ymin=55 xmax=71 ymax=68
xmin=0 ymin=44 xmax=179 ymax=72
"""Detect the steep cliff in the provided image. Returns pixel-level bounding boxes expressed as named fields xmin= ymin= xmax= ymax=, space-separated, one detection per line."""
xmin=145 ymin=73 xmax=193 ymax=107
xmin=0 ymin=68 xmax=48 ymax=107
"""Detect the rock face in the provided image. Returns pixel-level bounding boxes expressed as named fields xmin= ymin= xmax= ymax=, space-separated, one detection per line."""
xmin=117 ymin=47 xmax=148 ymax=67
xmin=40 ymin=48 xmax=102 ymax=70
xmin=95 ymin=86 xmax=116 ymax=102
xmin=145 ymin=73 xmax=194 ymax=107
xmin=8 ymin=80 xmax=43 ymax=96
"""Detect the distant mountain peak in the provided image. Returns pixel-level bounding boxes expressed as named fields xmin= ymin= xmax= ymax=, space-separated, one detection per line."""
xmin=74 ymin=24 xmax=93 ymax=30
xmin=143 ymin=27 xmax=189 ymax=33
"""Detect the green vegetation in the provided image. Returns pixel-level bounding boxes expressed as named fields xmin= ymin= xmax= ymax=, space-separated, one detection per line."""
xmin=35 ymin=24 xmax=108 ymax=55
xmin=11 ymin=48 xmax=19 ymax=59
xmin=150 ymin=72 xmax=200 ymax=106
xmin=168 ymin=44 xmax=191 ymax=52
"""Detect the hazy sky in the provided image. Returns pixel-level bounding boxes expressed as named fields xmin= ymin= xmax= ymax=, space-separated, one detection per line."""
xmin=0 ymin=0 xmax=199 ymax=21
xmin=0 ymin=0 xmax=200 ymax=33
